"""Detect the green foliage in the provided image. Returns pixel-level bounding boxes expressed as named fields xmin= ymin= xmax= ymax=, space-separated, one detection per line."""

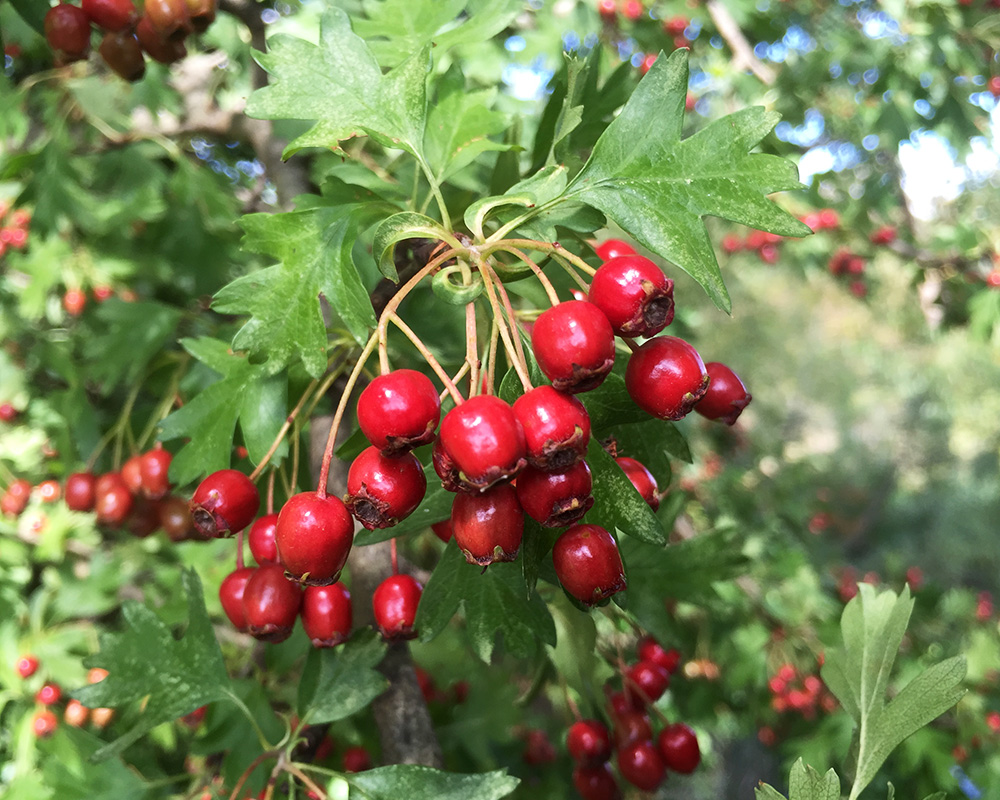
xmin=344 ymin=765 xmax=519 ymax=800
xmin=297 ymin=631 xmax=389 ymax=725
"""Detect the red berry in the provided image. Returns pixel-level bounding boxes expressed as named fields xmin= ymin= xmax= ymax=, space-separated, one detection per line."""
xmin=144 ymin=0 xmax=192 ymax=41
xmin=621 ymin=0 xmax=643 ymax=20
xmin=63 ymin=288 xmax=87 ymax=317
xmin=590 ymin=256 xmax=675 ymax=338
xmin=522 ymin=729 xmax=557 ymax=765
xmin=37 ymin=479 xmax=61 ymax=504
xmin=275 ymin=491 xmax=354 ymax=585
xmin=190 ymin=469 xmax=260 ymax=538
xmin=0 ymin=402 xmax=16 ymax=422
xmin=615 ymin=456 xmax=659 ymax=511
xmin=989 ymin=76 xmax=1000 ymax=98
xmin=531 ymin=301 xmax=615 ymax=393
xmin=65 ymin=472 xmax=97 ymax=512
xmin=430 ymin=518 xmax=453 ymax=543
xmin=451 ymin=483 xmax=524 ymax=565
xmin=95 ymin=478 xmax=134 ymax=526
xmin=301 ymin=583 xmax=352 ymax=647
xmin=597 ymin=0 xmax=617 ymax=22
xmin=515 ymin=461 xmax=594 ymax=528
xmin=607 ymin=690 xmax=631 ymax=719
xmin=869 ymin=225 xmax=897 ymax=246
xmin=45 ymin=4 xmax=92 ymax=62
xmin=636 ymin=635 xmax=681 ymax=675
xmin=248 ymin=513 xmax=279 ymax=565
xmin=618 ymin=741 xmax=665 ymax=791
xmin=567 ymin=719 xmax=613 ymax=765
xmin=342 ymin=745 xmax=372 ymax=773
xmin=552 ymin=524 xmax=626 ymax=605
xmin=638 ymin=54 xmax=657 ymax=76
xmin=357 ymin=370 xmax=441 ymax=456
xmin=139 ymin=447 xmax=172 ymax=499
xmin=664 ymin=14 xmax=688 ymax=36
xmin=613 ymin=709 xmax=653 ymax=749
xmin=372 ymin=573 xmax=422 ymax=641
xmin=595 ymin=239 xmax=636 ymax=262
xmin=64 ymin=699 xmax=89 ymax=727
xmin=695 ymin=362 xmax=751 ymax=425
xmin=624 ymin=660 xmax=670 ymax=707
xmin=159 ymin=495 xmax=195 ymax=541
xmin=658 ymin=722 xmax=700 ymax=773
xmin=573 ymin=763 xmax=621 ymax=800
xmin=98 ymin=31 xmax=146 ymax=82
xmin=36 ymin=683 xmax=62 ymax=706
xmin=436 ymin=395 xmax=526 ymax=491
xmin=93 ymin=285 xmax=114 ymax=302
xmin=625 ymin=336 xmax=709 ymax=421
xmin=219 ymin=567 xmax=255 ymax=632
xmin=345 ymin=447 xmax=427 ymax=530
xmin=242 ymin=564 xmax=302 ymax=643
xmin=512 ymin=385 xmax=591 ymax=470
xmin=83 ymin=0 xmax=137 ymax=31
xmin=2 ymin=478 xmax=31 ymax=517
xmin=184 ymin=0 xmax=216 ymax=32
xmin=33 ymin=710 xmax=58 ymax=738
xmin=121 ymin=454 xmax=144 ymax=495
xmin=16 ymin=655 xmax=39 ymax=679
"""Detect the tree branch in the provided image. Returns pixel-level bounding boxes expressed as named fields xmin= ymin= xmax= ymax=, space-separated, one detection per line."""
xmin=705 ymin=0 xmax=776 ymax=86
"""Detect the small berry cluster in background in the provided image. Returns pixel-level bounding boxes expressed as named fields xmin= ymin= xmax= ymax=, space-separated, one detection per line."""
xmin=0 ymin=202 xmax=31 ymax=261
xmin=14 ymin=657 xmax=113 ymax=739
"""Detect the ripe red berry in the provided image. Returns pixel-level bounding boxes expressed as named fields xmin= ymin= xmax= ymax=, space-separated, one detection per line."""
xmin=451 ymin=483 xmax=524 ymax=565
xmin=242 ymin=564 xmax=302 ymax=643
xmin=624 ymin=660 xmax=670 ymax=707
xmin=16 ymin=655 xmax=39 ymax=679
xmin=522 ymin=729 xmax=557 ymax=765
xmin=663 ymin=14 xmax=689 ymax=36
xmin=990 ymin=76 xmax=1000 ymax=98
xmin=139 ymin=447 xmax=172 ymax=499
xmin=248 ymin=513 xmax=279 ymax=565
xmin=657 ymin=722 xmax=701 ymax=773
xmin=695 ymin=362 xmax=752 ymax=425
xmin=613 ymin=710 xmax=653 ymax=749
xmin=615 ymin=456 xmax=659 ymax=511
xmin=190 ymin=469 xmax=260 ymax=538
xmin=0 ymin=402 xmax=16 ymax=423
xmin=45 ymin=4 xmax=92 ymax=62
xmin=345 ymin=447 xmax=427 ymax=530
xmin=625 ymin=336 xmax=709 ymax=421
xmin=64 ymin=699 xmax=89 ymax=727
xmin=430 ymin=518 xmax=453 ymax=543
xmin=99 ymin=31 xmax=146 ymax=82
xmin=636 ymin=635 xmax=681 ymax=675
xmin=275 ymin=491 xmax=354 ymax=585
xmin=36 ymin=683 xmax=62 ymax=706
xmin=159 ymin=495 xmax=195 ymax=541
xmin=372 ymin=573 xmax=422 ymax=641
xmin=120 ymin=453 xmax=144 ymax=495
xmin=617 ymin=741 xmax=666 ymax=791
xmin=515 ymin=461 xmax=594 ymax=528
xmin=64 ymin=472 xmax=97 ymax=512
xmin=83 ymin=0 xmax=137 ymax=31
xmin=95 ymin=478 xmax=134 ymax=526
xmin=184 ymin=0 xmax=216 ymax=31
xmin=63 ymin=288 xmax=87 ymax=317
xmin=37 ymin=479 xmax=61 ymax=504
xmin=869 ymin=225 xmax=897 ymax=246
xmin=572 ymin=763 xmax=621 ymax=800
xmin=219 ymin=566 xmax=255 ymax=632
xmin=144 ymin=0 xmax=192 ymax=41
xmin=2 ymin=478 xmax=31 ymax=517
xmin=342 ymin=745 xmax=372 ymax=773
xmin=436 ymin=395 xmax=526 ymax=491
xmin=552 ymin=524 xmax=626 ymax=605
xmin=32 ymin=710 xmax=58 ymax=738
xmin=621 ymin=0 xmax=643 ymax=20
xmin=595 ymin=239 xmax=636 ymax=262
xmin=357 ymin=370 xmax=441 ymax=456
xmin=512 ymin=385 xmax=591 ymax=470
xmin=567 ymin=719 xmax=613 ymax=765
xmin=301 ymin=582 xmax=352 ymax=647
xmin=531 ymin=301 xmax=615 ymax=393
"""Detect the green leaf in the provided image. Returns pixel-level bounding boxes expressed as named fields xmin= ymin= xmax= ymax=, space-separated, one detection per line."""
xmin=297 ymin=630 xmax=389 ymax=724
xmin=41 ymin=727 xmax=146 ymax=800
xmin=372 ymin=212 xmax=446 ymax=282
xmin=577 ymin=372 xmax=648 ymax=432
xmin=72 ymin=569 xmax=232 ymax=761
xmin=415 ymin=541 xmax=555 ymax=662
xmin=755 ymin=784 xmax=788 ymax=800
xmin=788 ymin=760 xmax=840 ymax=800
xmin=8 ymin=0 xmax=46 ymax=34
xmin=247 ymin=8 xmax=430 ymax=160
xmin=346 ymin=765 xmax=518 ymax=800
xmin=84 ymin=300 xmax=182 ymax=393
xmin=585 ymin=439 xmax=665 ymax=546
xmin=561 ymin=49 xmax=811 ymax=312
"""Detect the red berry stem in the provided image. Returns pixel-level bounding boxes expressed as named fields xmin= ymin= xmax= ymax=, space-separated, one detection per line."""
xmin=474 ymin=254 xmax=532 ymax=393
xmin=235 ymin=527 xmax=245 ymax=570
xmin=466 ymin=302 xmax=480 ymax=399
xmin=491 ymin=239 xmax=597 ymax=278
xmin=282 ymin=763 xmax=328 ymax=799
xmin=227 ymin=750 xmax=278 ymax=800
xmin=501 ymin=246 xmax=561 ymax=307
xmin=484 ymin=316 xmax=501 ymax=395
xmin=387 ymin=313 xmax=465 ymax=406
xmin=266 ymin=468 xmax=275 ymax=516
xmin=390 ymin=537 xmax=399 ymax=576
xmin=249 ymin=372 xmax=326 ymax=482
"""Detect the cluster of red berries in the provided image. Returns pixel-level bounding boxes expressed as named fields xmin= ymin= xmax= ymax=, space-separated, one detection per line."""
xmin=568 ymin=635 xmax=700 ymax=799
xmin=44 ymin=0 xmax=216 ymax=81
xmin=62 ymin=283 xmax=136 ymax=318
xmin=14 ymin=657 xmax=113 ymax=738
xmin=721 ymin=228 xmax=786 ymax=264
xmin=596 ymin=0 xmax=692 ymax=75
xmin=0 ymin=202 xmax=30 ymax=260
xmin=767 ymin=662 xmax=837 ymax=721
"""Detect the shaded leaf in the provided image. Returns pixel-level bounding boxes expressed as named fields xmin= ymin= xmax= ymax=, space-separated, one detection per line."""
xmin=788 ymin=760 xmax=839 ymax=800
xmin=84 ymin=300 xmax=182 ymax=393
xmin=372 ymin=212 xmax=445 ymax=282
xmin=297 ymin=630 xmax=388 ymax=724
xmin=586 ymin=439 xmax=665 ymax=546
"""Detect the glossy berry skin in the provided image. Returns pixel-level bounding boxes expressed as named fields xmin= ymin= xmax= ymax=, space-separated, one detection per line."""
xmin=595 ymin=239 xmax=636 ymax=262
xmin=121 ymin=454 xmax=144 ymax=495
xmin=345 ymin=447 xmax=427 ymax=530
xmin=531 ymin=301 xmax=615 ymax=394
xmin=190 ymin=469 xmax=260 ymax=538
xmin=159 ymin=495 xmax=195 ymax=541
xmin=567 ymin=719 xmax=613 ymax=765
xmin=436 ymin=395 xmax=526 ymax=492
xmin=64 ymin=699 xmax=89 ymax=727
xmin=301 ymin=583 xmax=352 ymax=647
xmin=618 ymin=741 xmax=666 ymax=792
xmin=242 ymin=564 xmax=302 ymax=643
xmin=2 ymin=479 xmax=31 ymax=517
xmin=83 ymin=0 xmax=136 ymax=31
xmin=637 ymin=635 xmax=681 ymax=675
xmin=248 ymin=513 xmax=279 ymax=565
xmin=372 ymin=573 xmax=422 ymax=641
xmin=36 ymin=683 xmax=62 ymax=706
xmin=572 ymin=763 xmax=621 ymax=800
xmin=184 ymin=0 xmax=216 ymax=32
xmin=613 ymin=710 xmax=652 ymax=749
xmin=552 ymin=524 xmax=626 ymax=605
xmin=136 ymin=12 xmax=188 ymax=63
xmin=430 ymin=518 xmax=452 ymax=543
xmin=139 ymin=447 xmax=172 ymax=499
xmin=275 ymin=491 xmax=354 ymax=585
xmin=658 ymin=722 xmax=701 ymax=773
xmin=145 ymin=0 xmax=192 ymax=41
xmin=516 ymin=461 xmax=593 ymax=528
xmin=65 ymin=472 xmax=97 ymax=512
xmin=512 ymin=385 xmax=591 ymax=470
xmin=33 ymin=710 xmax=58 ymax=738
xmin=357 ymin=370 xmax=441 ymax=455
xmin=99 ymin=31 xmax=146 ymax=82
xmin=219 ymin=567 xmax=255 ymax=632
xmin=45 ymin=4 xmax=92 ymax=62
xmin=625 ymin=336 xmax=709 ymax=421
xmin=95 ymin=478 xmax=134 ymax=526
xmin=451 ymin=483 xmax=524 ymax=565
xmin=624 ymin=660 xmax=670 ymax=708
xmin=589 ymin=255 xmax=675 ymax=338
xmin=695 ymin=362 xmax=752 ymax=425
xmin=16 ymin=655 xmax=39 ymax=679
xmin=342 ymin=745 xmax=372 ymax=773
xmin=37 ymin=479 xmax=61 ymax=504
xmin=615 ymin=456 xmax=659 ymax=511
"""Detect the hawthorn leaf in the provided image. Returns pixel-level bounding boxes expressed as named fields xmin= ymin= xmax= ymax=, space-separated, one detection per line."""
xmin=42 ymin=727 xmax=146 ymax=799
xmin=372 ymin=212 xmax=445 ymax=282
xmin=84 ymin=299 xmax=182 ymax=393
xmin=346 ymin=765 xmax=519 ymax=800
xmin=755 ymin=785 xmax=788 ymax=800
xmin=297 ymin=631 xmax=388 ymax=724
xmin=72 ymin=569 xmax=232 ymax=761
xmin=8 ymin=0 xmax=46 ymax=34
xmin=788 ymin=760 xmax=840 ymax=800
xmin=559 ymin=49 xmax=811 ymax=312
xmin=585 ymin=439 xmax=665 ymax=546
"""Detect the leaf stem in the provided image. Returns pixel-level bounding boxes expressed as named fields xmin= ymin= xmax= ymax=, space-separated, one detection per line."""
xmin=484 ymin=197 xmax=564 ymax=243
xmin=223 ymin=687 xmax=275 ymax=752
xmin=227 ymin=750 xmax=277 ymax=800
xmin=283 ymin=762 xmax=328 ymax=799
xmin=481 ymin=258 xmax=532 ymax=391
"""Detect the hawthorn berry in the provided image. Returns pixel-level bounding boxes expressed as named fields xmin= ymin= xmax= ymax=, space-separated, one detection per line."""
xmin=2 ymin=478 xmax=32 ymax=517
xmin=638 ymin=53 xmax=657 ymax=76
xmin=121 ymin=454 xmax=144 ymax=495
xmin=16 ymin=655 xmax=39 ymax=679
xmin=436 ymin=395 xmax=526 ymax=491
xmin=613 ymin=709 xmax=653 ymax=749
xmin=0 ymin=402 xmax=17 ymax=422
xmin=522 ymin=729 xmax=557 ymax=765
xmin=139 ymin=447 xmax=172 ymax=499
xmin=342 ymin=745 xmax=372 ymax=773
xmin=637 ymin=635 xmax=681 ymax=675
xmin=595 ymin=239 xmax=636 ymax=262
xmin=190 ymin=469 xmax=260 ymax=538
xmin=621 ymin=0 xmax=643 ymax=20
xmin=144 ymin=0 xmax=192 ymax=41
xmin=219 ymin=566 xmax=255 ymax=632
xmin=95 ymin=477 xmax=134 ymax=526
xmin=45 ymin=4 xmax=92 ymax=62
xmin=617 ymin=741 xmax=666 ymax=791
xmin=625 ymin=336 xmax=709 ymax=421
xmin=345 ymin=447 xmax=427 ymax=530
xmin=567 ymin=719 xmax=613 ymax=765
xmin=184 ymin=0 xmax=216 ymax=31
xmin=36 ymin=683 xmax=62 ymax=706
xmin=159 ymin=495 xmax=195 ymax=541
xmin=64 ymin=699 xmax=89 ymax=727
xmin=552 ymin=524 xmax=626 ymax=606
xmin=37 ymin=479 xmax=61 ymax=504
xmin=64 ymin=472 xmax=97 ymax=512
xmin=695 ymin=362 xmax=752 ymax=425
xmin=430 ymin=518 xmax=453 ymax=543
xmin=515 ymin=461 xmax=594 ymax=528
xmin=451 ymin=483 xmax=524 ymax=565
xmin=99 ymin=31 xmax=146 ymax=82
xmin=275 ymin=491 xmax=354 ymax=585
xmin=242 ymin=564 xmax=302 ymax=643
xmin=33 ymin=710 xmax=58 ymax=738
xmin=663 ymin=14 xmax=689 ymax=35
xmin=615 ymin=456 xmax=659 ymax=511
xmin=301 ymin=583 xmax=352 ymax=647
xmin=657 ymin=722 xmax=700 ymax=773
xmin=83 ymin=0 xmax=137 ymax=31
xmin=624 ymin=660 xmax=670 ymax=707
xmin=531 ymin=301 xmax=616 ymax=393
xmin=573 ymin=763 xmax=621 ymax=800
xmin=357 ymin=369 xmax=441 ymax=455
xmin=248 ymin=513 xmax=279 ymax=565
xmin=372 ymin=573 xmax=422 ymax=640
xmin=62 ymin=288 xmax=87 ymax=317
xmin=91 ymin=707 xmax=114 ymax=728
xmin=512 ymin=385 xmax=591 ymax=470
